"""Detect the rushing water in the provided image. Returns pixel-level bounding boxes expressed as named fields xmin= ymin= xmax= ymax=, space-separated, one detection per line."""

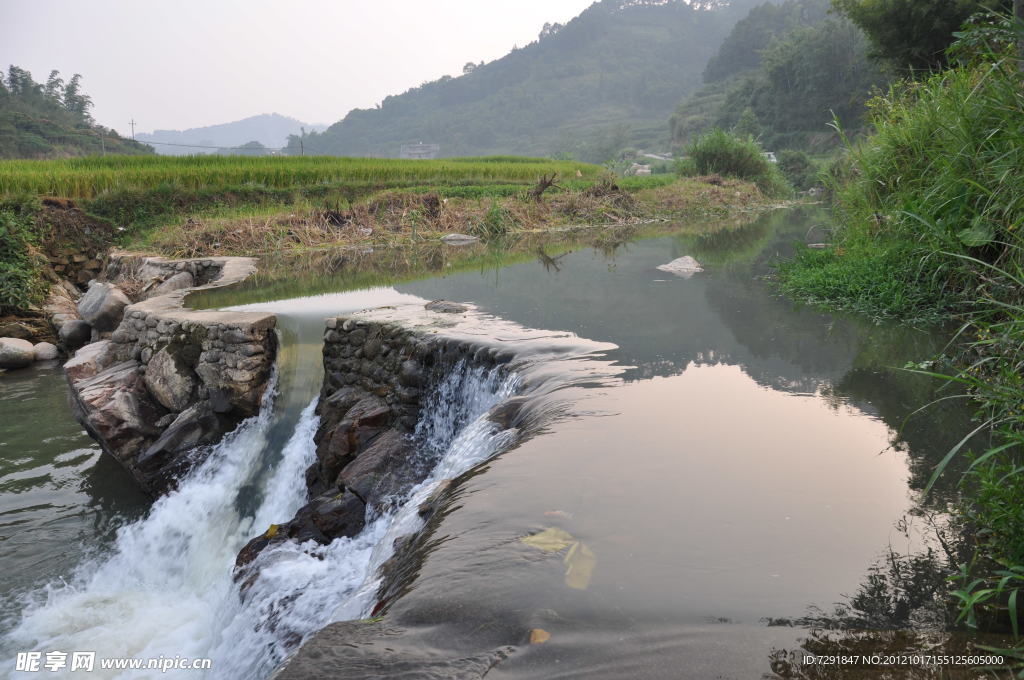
xmin=0 ymin=208 xmax=991 ymax=679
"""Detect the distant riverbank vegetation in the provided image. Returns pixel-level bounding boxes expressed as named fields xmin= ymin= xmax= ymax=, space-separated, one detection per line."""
xmin=0 ymin=155 xmax=598 ymax=199
xmin=0 ymin=66 xmax=152 ymax=159
xmin=776 ymin=2 xmax=1024 ymax=652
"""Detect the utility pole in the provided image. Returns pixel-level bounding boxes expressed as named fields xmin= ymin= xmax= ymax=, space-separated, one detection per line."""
xmin=300 ymin=138 xmax=304 ymax=156
xmin=129 ymin=118 xmax=136 ymax=140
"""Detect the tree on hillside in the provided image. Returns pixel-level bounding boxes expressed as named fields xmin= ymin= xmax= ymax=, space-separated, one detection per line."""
xmin=0 ymin=65 xmax=151 ymax=158
xmin=832 ymin=0 xmax=1013 ymax=71
xmin=62 ymin=74 xmax=93 ymax=120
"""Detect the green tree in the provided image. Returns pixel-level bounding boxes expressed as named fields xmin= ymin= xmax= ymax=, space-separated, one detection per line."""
xmin=62 ymin=74 xmax=93 ymax=120
xmin=832 ymin=0 xmax=1011 ymax=71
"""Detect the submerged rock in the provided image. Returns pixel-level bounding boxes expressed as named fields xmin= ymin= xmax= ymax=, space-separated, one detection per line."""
xmin=440 ymin=233 xmax=480 ymax=245
xmin=0 ymin=338 xmax=35 ymax=369
xmin=655 ymin=255 xmax=704 ymax=278
xmin=273 ymin=621 xmax=508 ymax=680
xmin=77 ymin=281 xmax=130 ymax=333
xmin=425 ymin=300 xmax=468 ymax=314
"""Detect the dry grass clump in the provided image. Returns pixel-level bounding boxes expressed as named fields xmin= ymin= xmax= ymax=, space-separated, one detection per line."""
xmin=139 ymin=177 xmax=772 ymax=258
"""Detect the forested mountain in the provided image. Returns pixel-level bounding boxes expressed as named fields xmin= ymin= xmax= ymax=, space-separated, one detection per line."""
xmin=137 ymin=113 xmax=327 ymax=155
xmin=0 ymin=66 xmax=152 ymax=159
xmin=287 ymin=0 xmax=772 ymax=161
xmin=670 ymin=0 xmax=886 ymax=151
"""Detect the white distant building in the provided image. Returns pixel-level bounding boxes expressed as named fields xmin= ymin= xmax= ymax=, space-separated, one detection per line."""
xmin=626 ymin=163 xmax=652 ymax=176
xmin=762 ymin=151 xmax=778 ymax=163
xmin=400 ymin=142 xmax=440 ymax=159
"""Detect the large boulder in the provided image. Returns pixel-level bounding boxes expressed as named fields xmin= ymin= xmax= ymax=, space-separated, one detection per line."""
xmin=64 ymin=340 xmax=112 ymax=382
xmin=77 ymin=282 xmax=130 ymax=333
xmin=32 ymin=342 xmax=59 ymax=361
xmin=144 ymin=346 xmax=198 ymax=412
xmin=339 ymin=429 xmax=419 ymax=509
xmin=59 ymin=319 xmax=92 ymax=350
xmin=135 ymin=401 xmax=239 ymax=493
xmin=67 ymin=360 xmax=166 ymax=491
xmin=0 ymin=338 xmax=35 ymax=369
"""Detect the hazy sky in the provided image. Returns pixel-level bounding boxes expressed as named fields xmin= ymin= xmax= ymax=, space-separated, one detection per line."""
xmin=1 ymin=0 xmax=595 ymax=136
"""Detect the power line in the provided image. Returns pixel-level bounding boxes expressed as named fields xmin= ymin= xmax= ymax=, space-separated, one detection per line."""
xmin=137 ymin=139 xmax=295 ymax=151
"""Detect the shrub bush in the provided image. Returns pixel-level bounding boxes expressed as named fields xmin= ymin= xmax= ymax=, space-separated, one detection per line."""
xmin=682 ymin=128 xmax=791 ymax=196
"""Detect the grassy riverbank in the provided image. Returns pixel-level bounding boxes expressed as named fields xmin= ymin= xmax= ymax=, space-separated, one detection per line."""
xmin=0 ymin=153 xmax=778 ymax=318
xmin=776 ymin=30 xmax=1024 ymax=650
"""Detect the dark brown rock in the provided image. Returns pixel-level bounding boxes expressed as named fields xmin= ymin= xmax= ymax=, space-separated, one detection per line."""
xmin=339 ymin=430 xmax=418 ymax=508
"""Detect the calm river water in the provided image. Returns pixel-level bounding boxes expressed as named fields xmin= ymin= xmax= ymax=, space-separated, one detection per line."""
xmin=0 ymin=208 xmax=988 ymax=678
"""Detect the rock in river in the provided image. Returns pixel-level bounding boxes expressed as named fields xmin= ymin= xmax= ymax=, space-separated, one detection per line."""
xmin=656 ymin=255 xmax=704 ymax=278
xmin=32 ymin=342 xmax=59 ymax=361
xmin=0 ymin=338 xmax=35 ymax=369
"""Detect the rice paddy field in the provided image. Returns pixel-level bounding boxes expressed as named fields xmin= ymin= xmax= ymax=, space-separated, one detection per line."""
xmin=0 ymin=155 xmax=601 ymax=198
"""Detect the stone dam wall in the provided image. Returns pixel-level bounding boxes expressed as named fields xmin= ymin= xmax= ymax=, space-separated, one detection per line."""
xmin=235 ymin=302 xmax=514 ymax=575
xmin=65 ymin=254 xmax=276 ymax=496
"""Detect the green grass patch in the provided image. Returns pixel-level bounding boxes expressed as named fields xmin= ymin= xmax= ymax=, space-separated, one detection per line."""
xmin=0 ymin=155 xmax=600 ymax=199
xmin=776 ymin=242 xmax=957 ymax=323
xmin=0 ymin=197 xmax=46 ymax=315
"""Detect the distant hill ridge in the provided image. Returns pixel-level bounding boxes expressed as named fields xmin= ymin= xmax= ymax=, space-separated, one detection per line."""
xmin=137 ymin=113 xmax=327 ymax=155
xmin=286 ymin=0 xmax=769 ymax=162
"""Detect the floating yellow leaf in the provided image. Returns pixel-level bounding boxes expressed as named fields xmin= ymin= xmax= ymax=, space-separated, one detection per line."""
xmin=563 ymin=541 xmax=596 ymax=590
xmin=264 ymin=524 xmax=279 ymax=539
xmin=529 ymin=628 xmax=551 ymax=644
xmin=520 ymin=527 xmax=574 ymax=553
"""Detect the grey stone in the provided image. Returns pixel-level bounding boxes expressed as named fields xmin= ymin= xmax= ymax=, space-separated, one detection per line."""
xmin=144 ymin=346 xmax=197 ymax=412
xmin=339 ymin=430 xmax=418 ymax=508
xmin=655 ymin=255 xmax=704 ymax=278
xmin=32 ymin=342 xmax=59 ymax=361
xmin=0 ymin=338 xmax=35 ymax=369
xmin=273 ymin=621 xmax=505 ymax=680
xmin=425 ymin=299 xmax=468 ymax=313
xmin=147 ymin=271 xmax=194 ymax=298
xmin=440 ymin=232 xmax=480 ymax=245
xmin=398 ymin=360 xmax=423 ymax=387
xmin=64 ymin=341 xmax=112 ymax=382
xmin=77 ymin=282 xmax=131 ymax=333
xmin=67 ymin=360 xmax=167 ymax=492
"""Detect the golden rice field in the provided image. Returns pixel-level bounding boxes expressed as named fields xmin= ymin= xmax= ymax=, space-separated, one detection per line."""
xmin=0 ymin=155 xmax=600 ymax=198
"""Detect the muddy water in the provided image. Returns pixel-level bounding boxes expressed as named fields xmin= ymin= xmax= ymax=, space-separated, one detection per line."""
xmin=0 ymin=207 xmax=983 ymax=678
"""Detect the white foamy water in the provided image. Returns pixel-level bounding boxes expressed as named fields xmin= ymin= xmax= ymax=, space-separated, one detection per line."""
xmin=3 ymin=358 xmax=521 ymax=680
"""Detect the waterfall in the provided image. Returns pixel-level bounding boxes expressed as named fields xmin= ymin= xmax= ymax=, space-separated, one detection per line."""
xmin=3 ymin=354 xmax=521 ymax=680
